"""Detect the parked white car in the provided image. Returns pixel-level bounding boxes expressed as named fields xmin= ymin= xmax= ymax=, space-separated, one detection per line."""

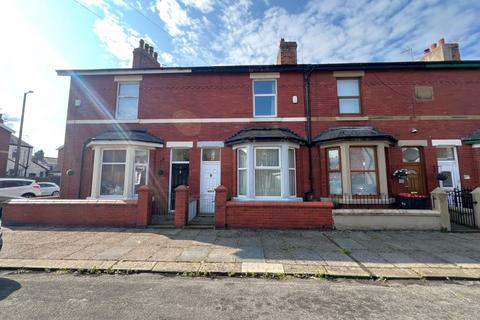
xmin=38 ymin=182 xmax=60 ymax=196
xmin=0 ymin=178 xmax=42 ymax=198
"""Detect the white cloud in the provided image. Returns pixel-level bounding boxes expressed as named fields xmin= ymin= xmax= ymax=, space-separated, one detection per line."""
xmin=181 ymin=0 xmax=215 ymax=13
xmin=93 ymin=15 xmax=143 ymax=67
xmin=154 ymin=0 xmax=191 ymax=36
xmin=160 ymin=52 xmax=174 ymax=64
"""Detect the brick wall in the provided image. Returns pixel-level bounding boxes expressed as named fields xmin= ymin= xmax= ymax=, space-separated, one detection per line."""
xmin=214 ymin=186 xmax=333 ymax=229
xmin=3 ymin=186 xmax=152 ymax=227
xmin=0 ymin=127 xmax=11 ymax=176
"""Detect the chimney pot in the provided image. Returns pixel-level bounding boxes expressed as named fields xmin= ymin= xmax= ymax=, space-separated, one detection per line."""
xmin=145 ymin=43 xmax=149 ymax=51
xmin=438 ymin=38 xmax=445 ymax=46
xmin=149 ymin=46 xmax=154 ymax=55
xmin=139 ymin=39 xmax=145 ymax=49
xmin=423 ymin=48 xmax=430 ymax=54
xmin=431 ymin=43 xmax=437 ymax=49
xmin=154 ymin=52 xmax=158 ymax=60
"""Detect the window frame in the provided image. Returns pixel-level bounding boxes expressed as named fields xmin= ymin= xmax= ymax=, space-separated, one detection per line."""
xmin=327 ymin=147 xmax=343 ymax=195
xmin=252 ymin=79 xmax=277 ymax=118
xmin=237 ymin=148 xmax=248 ymax=197
xmin=288 ymin=148 xmax=296 ymax=197
xmin=132 ymin=149 xmax=149 ymax=196
xmin=336 ymin=78 xmax=362 ymax=115
xmin=115 ymin=81 xmax=140 ymax=120
xmin=349 ymin=146 xmax=379 ymax=195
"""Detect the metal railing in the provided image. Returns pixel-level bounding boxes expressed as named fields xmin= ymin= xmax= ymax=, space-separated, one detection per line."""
xmin=329 ymin=194 xmax=396 ymax=209
xmin=448 ymin=188 xmax=476 ymax=227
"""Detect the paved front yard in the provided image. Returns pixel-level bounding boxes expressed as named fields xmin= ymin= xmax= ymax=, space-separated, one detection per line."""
xmin=1 ymin=226 xmax=480 ymax=279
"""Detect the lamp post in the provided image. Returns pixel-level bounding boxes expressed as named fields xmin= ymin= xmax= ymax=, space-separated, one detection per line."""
xmin=13 ymin=90 xmax=34 ymax=177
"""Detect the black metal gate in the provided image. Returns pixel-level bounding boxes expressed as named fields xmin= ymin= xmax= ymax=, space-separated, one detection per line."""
xmin=448 ymin=188 xmax=477 ymax=228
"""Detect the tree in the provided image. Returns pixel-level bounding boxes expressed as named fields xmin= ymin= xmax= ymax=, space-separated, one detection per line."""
xmin=33 ymin=149 xmax=45 ymax=162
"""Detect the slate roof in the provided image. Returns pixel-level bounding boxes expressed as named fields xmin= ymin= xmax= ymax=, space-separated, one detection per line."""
xmin=90 ymin=129 xmax=164 ymax=144
xmin=224 ymin=127 xmax=306 ymax=145
xmin=313 ymin=126 xmax=397 ymax=144
xmin=9 ymin=135 xmax=33 ymax=148
xmin=463 ymin=129 xmax=480 ymax=144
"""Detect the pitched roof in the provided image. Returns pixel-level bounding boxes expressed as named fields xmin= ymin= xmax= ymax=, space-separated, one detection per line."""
xmin=90 ymin=128 xmax=164 ymax=145
xmin=224 ymin=127 xmax=306 ymax=145
xmin=9 ymin=135 xmax=33 ymax=148
xmin=313 ymin=126 xmax=397 ymax=144
xmin=463 ymin=129 xmax=480 ymax=144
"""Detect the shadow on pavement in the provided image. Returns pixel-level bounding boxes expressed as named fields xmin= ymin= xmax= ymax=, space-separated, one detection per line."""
xmin=0 ymin=277 xmax=21 ymax=301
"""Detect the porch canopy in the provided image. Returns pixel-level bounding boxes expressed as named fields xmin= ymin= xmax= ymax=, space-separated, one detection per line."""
xmin=312 ymin=126 xmax=397 ymax=145
xmin=88 ymin=128 xmax=164 ymax=147
xmin=224 ymin=127 xmax=306 ymax=145
xmin=462 ymin=128 xmax=480 ymax=145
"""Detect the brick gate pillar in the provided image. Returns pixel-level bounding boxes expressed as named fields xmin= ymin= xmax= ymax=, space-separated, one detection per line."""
xmin=174 ymin=185 xmax=189 ymax=228
xmin=215 ymin=185 xmax=227 ymax=229
xmin=137 ymin=185 xmax=152 ymax=227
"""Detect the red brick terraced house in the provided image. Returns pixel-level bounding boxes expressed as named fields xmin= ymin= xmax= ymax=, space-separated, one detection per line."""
xmin=54 ymin=38 xmax=480 ymax=226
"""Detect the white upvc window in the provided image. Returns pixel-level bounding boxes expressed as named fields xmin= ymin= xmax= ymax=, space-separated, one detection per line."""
xmin=237 ymin=148 xmax=247 ymax=196
xmin=116 ymin=82 xmax=139 ymax=119
xmin=253 ymin=80 xmax=277 ymax=117
xmin=90 ymin=145 xmax=152 ymax=199
xmin=235 ymin=142 xmax=299 ymax=201
xmin=288 ymin=148 xmax=296 ymax=196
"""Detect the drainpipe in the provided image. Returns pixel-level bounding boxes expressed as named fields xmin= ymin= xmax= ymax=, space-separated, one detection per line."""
xmin=77 ymin=139 xmax=92 ymax=199
xmin=303 ymin=66 xmax=315 ymax=200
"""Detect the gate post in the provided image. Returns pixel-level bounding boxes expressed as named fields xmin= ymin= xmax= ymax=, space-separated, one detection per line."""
xmin=214 ymin=185 xmax=227 ymax=229
xmin=471 ymin=187 xmax=480 ymax=228
xmin=174 ymin=185 xmax=189 ymax=228
xmin=431 ymin=187 xmax=451 ymax=231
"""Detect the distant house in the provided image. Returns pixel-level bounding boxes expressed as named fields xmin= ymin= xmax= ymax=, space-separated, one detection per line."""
xmin=0 ymin=115 xmax=14 ymax=177
xmin=6 ymin=136 xmax=49 ymax=178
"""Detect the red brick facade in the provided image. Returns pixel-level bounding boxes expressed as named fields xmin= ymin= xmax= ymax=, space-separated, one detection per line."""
xmin=57 ymin=59 xmax=480 ymax=225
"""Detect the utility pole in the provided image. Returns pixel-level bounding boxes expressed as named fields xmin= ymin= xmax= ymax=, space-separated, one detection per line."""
xmin=13 ymin=90 xmax=33 ymax=177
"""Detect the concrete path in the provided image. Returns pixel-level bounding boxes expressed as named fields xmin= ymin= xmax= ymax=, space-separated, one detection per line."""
xmin=2 ymin=226 xmax=480 ymax=279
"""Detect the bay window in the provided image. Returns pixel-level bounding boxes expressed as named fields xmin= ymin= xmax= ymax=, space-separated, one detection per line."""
xmin=90 ymin=146 xmax=152 ymax=199
xmin=235 ymin=143 xmax=299 ymax=200
xmin=325 ymin=144 xmax=387 ymax=196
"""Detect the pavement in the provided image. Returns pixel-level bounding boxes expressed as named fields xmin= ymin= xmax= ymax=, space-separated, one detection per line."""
xmin=2 ymin=226 xmax=480 ymax=279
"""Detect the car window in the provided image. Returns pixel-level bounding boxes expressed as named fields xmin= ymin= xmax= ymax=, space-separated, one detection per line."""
xmin=2 ymin=181 xmax=22 ymax=188
xmin=39 ymin=183 xmax=48 ymax=187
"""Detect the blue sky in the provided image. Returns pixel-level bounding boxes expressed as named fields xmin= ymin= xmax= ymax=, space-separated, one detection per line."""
xmin=0 ymin=0 xmax=479 ymax=156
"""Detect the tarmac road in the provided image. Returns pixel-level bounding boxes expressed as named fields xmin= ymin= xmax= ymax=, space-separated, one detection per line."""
xmin=1 ymin=271 xmax=480 ymax=320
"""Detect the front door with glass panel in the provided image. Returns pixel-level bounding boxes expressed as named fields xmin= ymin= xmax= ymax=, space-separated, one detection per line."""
xmin=437 ymin=147 xmax=460 ymax=190
xmin=402 ymin=147 xmax=427 ymax=194
xmin=170 ymin=149 xmax=190 ymax=211
xmin=200 ymin=149 xmax=220 ymax=215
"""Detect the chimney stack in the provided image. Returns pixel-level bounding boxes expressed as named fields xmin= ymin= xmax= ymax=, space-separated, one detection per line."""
xmin=422 ymin=38 xmax=461 ymax=62
xmin=132 ymin=39 xmax=161 ymax=68
xmin=276 ymin=38 xmax=297 ymax=65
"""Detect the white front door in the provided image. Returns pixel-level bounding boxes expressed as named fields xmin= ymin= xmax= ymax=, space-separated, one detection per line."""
xmin=200 ymin=150 xmax=221 ymax=215
xmin=436 ymin=146 xmax=461 ymax=190
xmin=438 ymin=161 xmax=461 ymax=190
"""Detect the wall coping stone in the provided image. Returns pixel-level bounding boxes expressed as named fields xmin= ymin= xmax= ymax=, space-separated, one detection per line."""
xmin=226 ymin=201 xmax=333 ymax=208
xmin=333 ymin=209 xmax=440 ymax=217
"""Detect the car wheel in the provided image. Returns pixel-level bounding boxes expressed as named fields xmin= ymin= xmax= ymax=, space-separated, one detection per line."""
xmin=52 ymin=191 xmax=60 ymax=197
xmin=22 ymin=193 xmax=35 ymax=198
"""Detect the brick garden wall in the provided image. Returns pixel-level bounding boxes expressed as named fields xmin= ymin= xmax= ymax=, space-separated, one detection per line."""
xmin=214 ymin=186 xmax=333 ymax=229
xmin=2 ymin=186 xmax=152 ymax=227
